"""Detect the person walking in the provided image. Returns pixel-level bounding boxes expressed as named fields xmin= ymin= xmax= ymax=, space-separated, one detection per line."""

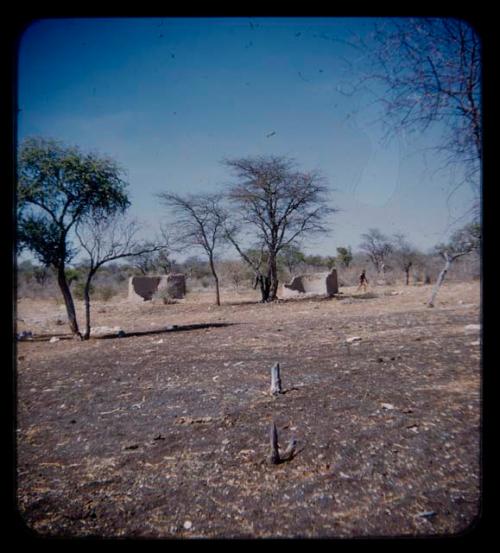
xmin=357 ymin=269 xmax=369 ymax=292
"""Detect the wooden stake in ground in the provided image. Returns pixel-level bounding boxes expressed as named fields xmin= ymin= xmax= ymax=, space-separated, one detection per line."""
xmin=269 ymin=422 xmax=280 ymax=464
xmin=269 ymin=422 xmax=297 ymax=465
xmin=270 ymin=362 xmax=282 ymax=395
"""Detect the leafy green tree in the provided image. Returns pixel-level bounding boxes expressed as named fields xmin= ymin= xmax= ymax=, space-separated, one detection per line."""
xmin=303 ymin=254 xmax=336 ymax=269
xmin=64 ymin=267 xmax=80 ymax=287
xmin=17 ymin=137 xmax=130 ymax=337
xmin=278 ymin=244 xmax=306 ymax=276
xmin=336 ymin=246 xmax=353 ymax=268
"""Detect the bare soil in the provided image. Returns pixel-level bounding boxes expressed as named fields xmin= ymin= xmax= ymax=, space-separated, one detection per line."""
xmin=15 ymin=282 xmax=481 ymax=538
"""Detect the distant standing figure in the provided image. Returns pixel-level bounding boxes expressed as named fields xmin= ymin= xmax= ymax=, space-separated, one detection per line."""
xmin=357 ymin=270 xmax=368 ymax=292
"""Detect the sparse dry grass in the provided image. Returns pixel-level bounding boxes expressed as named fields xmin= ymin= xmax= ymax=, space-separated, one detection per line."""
xmin=15 ymin=281 xmax=481 ymax=538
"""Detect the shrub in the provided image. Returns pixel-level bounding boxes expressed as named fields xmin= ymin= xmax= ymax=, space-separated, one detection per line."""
xmin=96 ymin=285 xmax=115 ymax=302
xmin=200 ymin=276 xmax=211 ymax=288
xmin=152 ymin=288 xmax=178 ymax=304
xmin=72 ymin=282 xmax=93 ymax=300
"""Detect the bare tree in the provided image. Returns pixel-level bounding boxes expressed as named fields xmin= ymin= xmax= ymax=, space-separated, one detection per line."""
xmin=154 ymin=223 xmax=175 ymax=274
xmin=223 ymin=155 xmax=335 ymax=302
xmin=132 ymin=224 xmax=174 ymax=275
xmin=153 ymin=250 xmax=173 ymax=274
xmin=222 ymin=228 xmax=271 ymax=301
xmin=427 ymin=222 xmax=480 ymax=307
xmin=359 ymin=228 xmax=393 ymax=274
xmin=75 ymin=215 xmax=165 ymax=339
xmin=157 ymin=192 xmax=226 ymax=306
xmin=132 ymin=250 xmax=158 ymax=275
xmin=391 ymin=233 xmax=422 ymax=285
xmin=218 ymin=259 xmax=252 ymax=290
xmin=354 ymin=18 xmax=481 ymax=214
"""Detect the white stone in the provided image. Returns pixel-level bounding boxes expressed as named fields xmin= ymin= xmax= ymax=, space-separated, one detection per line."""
xmin=91 ymin=326 xmax=123 ymax=336
xmin=280 ymin=269 xmax=338 ymax=298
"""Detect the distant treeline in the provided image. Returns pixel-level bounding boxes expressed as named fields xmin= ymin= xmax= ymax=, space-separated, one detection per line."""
xmin=17 ymin=241 xmax=479 ymax=302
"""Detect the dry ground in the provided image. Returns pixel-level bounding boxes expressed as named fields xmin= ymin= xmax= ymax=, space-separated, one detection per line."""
xmin=15 ymin=281 xmax=481 ymax=538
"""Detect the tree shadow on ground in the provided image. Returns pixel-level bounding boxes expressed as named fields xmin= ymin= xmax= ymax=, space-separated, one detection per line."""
xmin=23 ymin=322 xmax=238 ymax=342
xmin=336 ymin=291 xmax=379 ymax=300
xmin=225 ymin=299 xmax=263 ymax=306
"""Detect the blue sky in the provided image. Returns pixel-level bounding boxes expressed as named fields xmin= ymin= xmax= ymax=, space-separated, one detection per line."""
xmin=17 ymin=17 xmax=478 ymax=259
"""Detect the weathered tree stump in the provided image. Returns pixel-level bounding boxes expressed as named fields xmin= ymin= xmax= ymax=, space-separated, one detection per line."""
xmin=268 ymin=422 xmax=297 ymax=465
xmin=269 ymin=422 xmax=280 ymax=464
xmin=270 ymin=362 xmax=282 ymax=395
xmin=280 ymin=438 xmax=297 ymax=462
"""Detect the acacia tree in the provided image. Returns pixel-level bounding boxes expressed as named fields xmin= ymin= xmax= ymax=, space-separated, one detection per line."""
xmin=223 ymin=155 xmax=335 ymax=302
xmin=154 ymin=249 xmax=175 ymax=275
xmin=336 ymin=246 xmax=353 ymax=268
xmin=129 ymin=223 xmax=174 ymax=275
xmin=157 ymin=192 xmax=226 ymax=306
xmin=279 ymin=244 xmax=306 ymax=276
xmin=391 ymin=233 xmax=422 ymax=285
xmin=359 ymin=228 xmax=393 ymax=274
xmin=17 ymin=137 xmax=129 ymax=338
xmin=221 ymin=234 xmax=271 ymax=300
xmin=75 ymin=215 xmax=165 ymax=339
xmin=427 ymin=222 xmax=480 ymax=307
xmin=133 ymin=250 xmax=158 ymax=275
xmin=218 ymin=259 xmax=251 ymax=290
xmin=356 ymin=18 xmax=481 ymax=213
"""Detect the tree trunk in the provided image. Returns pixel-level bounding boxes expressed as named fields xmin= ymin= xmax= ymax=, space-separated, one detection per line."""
xmin=208 ymin=255 xmax=221 ymax=306
xmin=82 ymin=274 xmax=94 ymax=340
xmin=256 ymin=274 xmax=271 ymax=302
xmin=405 ymin=262 xmax=413 ymax=285
xmin=57 ymin=265 xmax=81 ymax=338
xmin=214 ymin=275 xmax=221 ymax=306
xmin=268 ymin=253 xmax=279 ymax=301
xmin=428 ymin=257 xmax=452 ymax=307
xmin=269 ymin=422 xmax=280 ymax=465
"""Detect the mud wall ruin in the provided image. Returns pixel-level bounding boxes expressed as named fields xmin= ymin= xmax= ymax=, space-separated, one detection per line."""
xmin=128 ymin=274 xmax=186 ymax=302
xmin=280 ymin=269 xmax=338 ymax=298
